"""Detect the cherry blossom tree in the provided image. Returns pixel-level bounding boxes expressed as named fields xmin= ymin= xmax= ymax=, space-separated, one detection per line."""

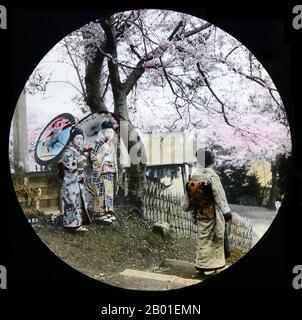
xmin=77 ymin=10 xmax=215 ymax=208
xmin=22 ymin=9 xmax=291 ymax=210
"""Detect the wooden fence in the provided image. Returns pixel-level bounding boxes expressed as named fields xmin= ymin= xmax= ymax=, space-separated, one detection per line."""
xmin=12 ymin=171 xmax=253 ymax=252
xmin=12 ymin=171 xmax=60 ymax=212
xmin=142 ymin=179 xmax=197 ymax=237
xmin=142 ymin=178 xmax=253 ymax=252
xmin=226 ymin=213 xmax=253 ymax=252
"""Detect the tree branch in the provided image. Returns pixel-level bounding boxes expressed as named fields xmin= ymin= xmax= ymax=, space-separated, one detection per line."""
xmin=196 ymin=63 xmax=235 ymax=129
xmin=101 ymin=74 xmax=110 ymax=100
xmin=63 ymin=39 xmax=87 ymax=101
xmin=161 ymin=57 xmax=177 ymax=96
xmin=118 ymin=17 xmax=159 ymax=45
xmin=269 ymin=88 xmax=282 ymax=107
xmin=168 ymin=21 xmax=184 ymax=41
xmin=130 ymin=44 xmax=142 ymax=60
xmin=217 ymin=58 xmax=277 ymax=91
xmin=115 ymin=11 xmax=141 ymax=41
xmin=225 ymin=45 xmax=241 ymax=60
xmin=48 ymin=80 xmax=84 ymax=96
xmin=96 ymin=17 xmax=212 ymax=101
xmin=183 ymin=22 xmax=212 ymax=38
xmin=122 ymin=20 xmax=211 ymax=96
xmin=100 ymin=17 xmax=122 ymax=97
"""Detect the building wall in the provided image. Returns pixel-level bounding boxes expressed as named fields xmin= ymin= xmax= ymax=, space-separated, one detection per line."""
xmin=248 ymin=159 xmax=272 ymax=187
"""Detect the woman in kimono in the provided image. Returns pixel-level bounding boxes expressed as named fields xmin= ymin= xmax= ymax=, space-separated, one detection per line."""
xmin=91 ymin=120 xmax=118 ymax=223
xmin=60 ymin=127 xmax=91 ymax=231
xmin=185 ymin=148 xmax=232 ymax=276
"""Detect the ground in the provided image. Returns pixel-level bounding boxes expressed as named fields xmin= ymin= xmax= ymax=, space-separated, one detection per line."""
xmin=29 ymin=205 xmax=244 ymax=290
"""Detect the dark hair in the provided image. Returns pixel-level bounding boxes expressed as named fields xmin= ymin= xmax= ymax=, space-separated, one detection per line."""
xmin=195 ymin=148 xmax=215 ymax=167
xmin=70 ymin=127 xmax=84 ymax=141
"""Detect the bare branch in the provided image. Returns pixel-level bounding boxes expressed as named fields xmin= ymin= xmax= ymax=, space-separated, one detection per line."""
xmin=164 ymin=98 xmax=185 ymax=131
xmin=165 ymin=70 xmax=208 ymax=112
xmin=41 ymin=60 xmax=75 ymax=68
xmin=183 ymin=22 xmax=212 ymax=38
xmin=137 ymin=16 xmax=149 ymax=56
xmin=269 ymin=89 xmax=282 ymax=107
xmin=268 ymin=89 xmax=287 ymax=125
xmin=122 ymin=20 xmax=204 ymax=96
xmin=197 ymin=63 xmax=236 ymax=129
xmin=115 ymin=11 xmax=142 ymax=40
xmin=161 ymin=57 xmax=177 ymax=96
xmin=63 ymin=39 xmax=87 ymax=101
xmin=97 ymin=45 xmax=141 ymax=70
xmin=130 ymin=44 xmax=142 ymax=60
xmin=118 ymin=17 xmax=159 ymax=46
xmin=168 ymin=21 xmax=184 ymax=41
xmin=225 ymin=45 xmax=241 ymax=60
xmin=101 ymin=75 xmax=110 ymax=100
xmin=217 ymin=58 xmax=277 ymax=91
xmin=48 ymin=80 xmax=84 ymax=96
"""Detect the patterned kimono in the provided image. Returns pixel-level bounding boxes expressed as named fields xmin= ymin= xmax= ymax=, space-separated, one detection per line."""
xmin=185 ymin=166 xmax=230 ymax=271
xmin=61 ymin=145 xmax=91 ymax=228
xmin=90 ymin=138 xmax=117 ymax=216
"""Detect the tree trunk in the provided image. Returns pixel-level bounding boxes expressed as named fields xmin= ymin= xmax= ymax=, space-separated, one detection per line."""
xmin=84 ymin=39 xmax=108 ymax=113
xmin=127 ymin=162 xmax=146 ymax=212
xmin=97 ymin=17 xmax=149 ymax=212
xmin=115 ymin=95 xmax=147 ymax=213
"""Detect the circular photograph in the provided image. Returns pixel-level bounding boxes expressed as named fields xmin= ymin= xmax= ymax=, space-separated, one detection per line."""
xmin=9 ymin=9 xmax=291 ymax=291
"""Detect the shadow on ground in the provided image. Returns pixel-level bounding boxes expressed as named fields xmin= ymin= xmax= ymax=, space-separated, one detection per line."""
xmin=29 ymin=205 xmax=244 ymax=290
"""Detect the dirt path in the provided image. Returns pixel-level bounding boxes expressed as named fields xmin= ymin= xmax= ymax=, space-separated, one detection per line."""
xmin=33 ymin=209 xmax=197 ymax=283
xmin=31 ymin=206 xmax=243 ymax=290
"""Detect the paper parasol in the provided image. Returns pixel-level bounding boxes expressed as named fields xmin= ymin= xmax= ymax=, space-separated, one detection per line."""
xmin=34 ymin=113 xmax=75 ymax=165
